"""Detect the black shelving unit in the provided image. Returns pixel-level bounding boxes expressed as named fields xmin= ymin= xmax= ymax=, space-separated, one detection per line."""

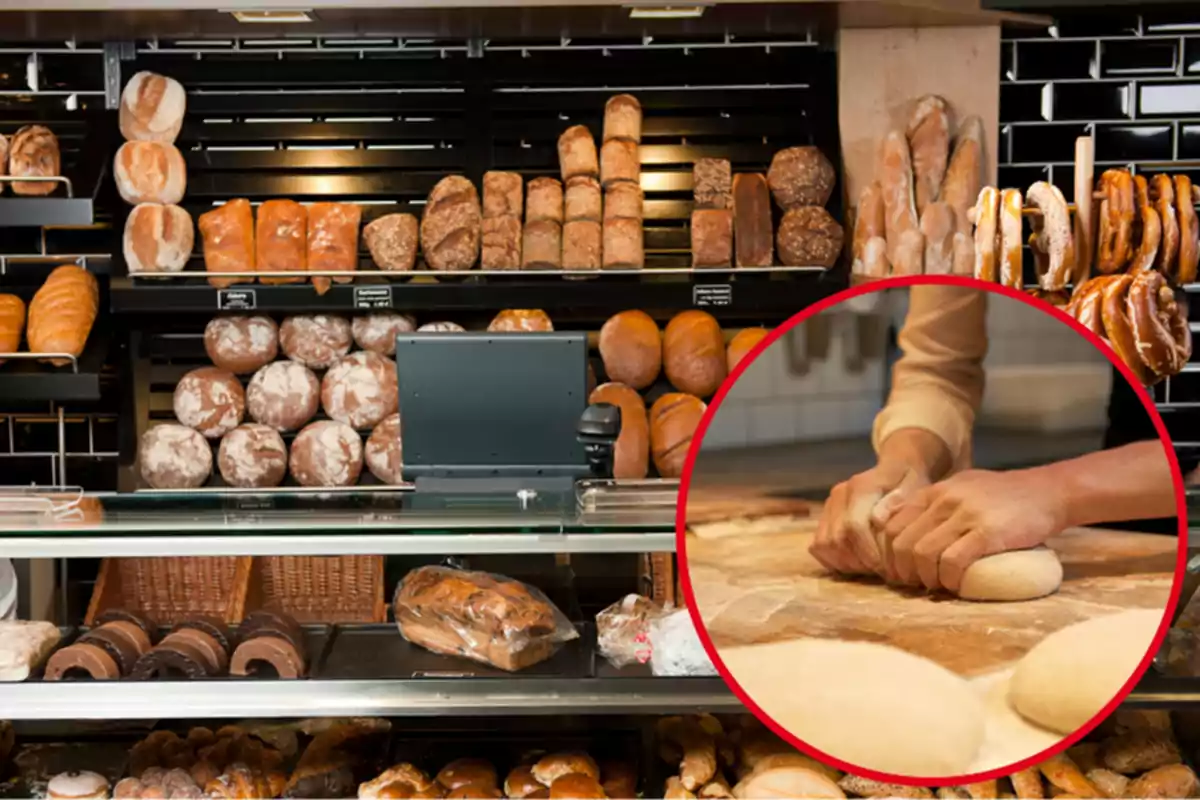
xmin=0 ymin=331 xmax=108 ymax=402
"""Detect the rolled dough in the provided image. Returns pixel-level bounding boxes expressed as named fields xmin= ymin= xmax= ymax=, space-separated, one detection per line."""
xmin=718 ymin=638 xmax=985 ymax=778
xmin=958 ymin=547 xmax=1063 ymax=602
xmin=1009 ymin=609 xmax=1164 ymax=735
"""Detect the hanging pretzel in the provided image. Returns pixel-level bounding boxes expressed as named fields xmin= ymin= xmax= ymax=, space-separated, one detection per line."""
xmin=1174 ymin=174 xmax=1199 ymax=285
xmin=1151 ymin=174 xmax=1179 ymax=279
xmin=1096 ymin=169 xmax=1134 ymax=274
xmin=1128 ymin=174 xmax=1161 ymax=273
xmin=971 ymin=187 xmax=999 ymax=282
xmin=1127 ymin=270 xmax=1191 ymax=379
xmin=1100 ymin=274 xmax=1155 ymax=385
xmin=1027 ymin=181 xmax=1075 ymax=290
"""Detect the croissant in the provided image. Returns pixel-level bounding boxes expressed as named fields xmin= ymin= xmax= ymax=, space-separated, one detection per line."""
xmin=0 ymin=294 xmax=26 ymax=364
xmin=27 ymin=265 xmax=98 ymax=365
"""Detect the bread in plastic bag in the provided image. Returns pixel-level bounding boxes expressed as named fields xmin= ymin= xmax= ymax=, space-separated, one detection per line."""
xmin=393 ymin=565 xmax=579 ymax=672
xmin=649 ymin=608 xmax=717 ymax=677
xmin=596 ymin=593 xmax=667 ymax=669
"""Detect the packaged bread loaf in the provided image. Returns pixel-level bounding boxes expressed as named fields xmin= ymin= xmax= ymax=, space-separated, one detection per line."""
xmin=421 ymin=175 xmax=481 ymax=271
xmin=599 ymin=310 xmax=661 ymax=389
xmin=9 ymin=125 xmax=60 ymax=196
xmin=27 ymin=265 xmax=99 ymax=365
xmin=558 ymin=125 xmax=600 ymax=181
xmin=565 ymin=176 xmax=602 ymax=222
xmin=767 ymin=146 xmax=836 ymax=209
xmin=589 ymin=382 xmax=649 ymax=479
xmin=733 ymin=173 xmax=774 ymax=267
xmin=602 ymin=217 xmax=644 ymax=269
xmin=124 ymin=203 xmax=194 ymax=274
xmin=199 ymin=198 xmax=255 ymax=289
xmin=649 ymin=393 xmax=706 ymax=478
xmin=393 ymin=565 xmax=579 ymax=671
xmin=563 ymin=220 xmax=601 ymax=270
xmin=600 ymin=139 xmax=640 ymax=189
xmin=605 ymin=182 xmax=643 ymax=221
xmin=604 ymin=94 xmax=642 ymax=143
xmin=691 ymin=209 xmax=733 ymax=268
xmin=527 ymin=177 xmax=564 ymax=224
xmin=522 ymin=220 xmax=562 ymax=269
xmin=119 ymin=71 xmax=187 ymax=144
xmin=114 ymin=141 xmax=187 ymax=205
xmin=307 ymin=202 xmax=361 ymax=295
xmin=0 ymin=295 xmax=24 ymax=363
xmin=663 ymin=310 xmax=726 ymax=397
xmin=256 ymin=199 xmax=306 ymax=285
xmin=483 ymin=171 xmax=523 ymax=218
xmin=482 ymin=216 xmax=522 ymax=270
xmin=694 ymin=158 xmax=733 ymax=210
xmin=363 ymin=213 xmax=418 ymax=272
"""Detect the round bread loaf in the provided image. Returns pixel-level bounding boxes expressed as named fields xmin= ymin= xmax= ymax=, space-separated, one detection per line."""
xmin=120 ymin=71 xmax=187 ymax=144
xmin=532 ymin=753 xmax=599 ymax=786
xmin=289 ymin=421 xmax=363 ymax=487
xmin=488 ymin=309 xmax=553 ymax=332
xmin=599 ymin=310 xmax=661 ymax=390
xmin=246 ymin=361 xmax=319 ymax=432
xmin=204 ymin=315 xmax=278 ymax=375
xmin=420 ymin=175 xmax=481 ymax=271
xmin=279 ymin=315 xmax=352 ymax=369
xmin=777 ymin=206 xmax=845 ymax=268
xmin=767 ymin=146 xmax=836 ymax=209
xmin=365 ymin=413 xmax=403 ymax=484
xmin=549 ymin=774 xmax=605 ymax=800
xmin=649 ymin=393 xmax=706 ymax=478
xmin=438 ymin=759 xmax=498 ymax=792
xmin=174 ymin=366 xmax=245 ymax=439
xmin=352 ymin=312 xmax=416 ymax=356
xmin=418 ymin=321 xmax=465 ymax=332
xmin=321 ymin=351 xmax=398 ymax=430
xmin=363 ymin=212 xmax=419 ymax=272
xmin=589 ymin=382 xmax=649 ymax=480
xmin=727 ymin=327 xmax=771 ymax=372
xmin=9 ymin=125 xmax=60 ymax=196
xmin=139 ymin=424 xmax=212 ymax=489
xmin=114 ymin=141 xmax=187 ymax=205
xmin=217 ymin=423 xmax=287 ymax=488
xmin=663 ymin=310 xmax=727 ymax=397
xmin=124 ymin=203 xmax=193 ymax=274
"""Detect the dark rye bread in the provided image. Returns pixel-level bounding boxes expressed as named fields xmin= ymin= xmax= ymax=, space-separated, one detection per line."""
xmin=734 ymin=173 xmax=774 ymax=267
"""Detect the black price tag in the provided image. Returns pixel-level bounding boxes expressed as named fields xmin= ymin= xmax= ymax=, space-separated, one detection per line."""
xmin=354 ymin=286 xmax=393 ymax=309
xmin=694 ymin=284 xmax=733 ymax=308
xmin=217 ymin=289 xmax=257 ymax=311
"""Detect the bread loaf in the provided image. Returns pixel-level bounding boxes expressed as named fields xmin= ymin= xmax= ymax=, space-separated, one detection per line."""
xmin=558 ymin=125 xmax=600 ymax=181
xmin=907 ymin=95 xmax=951 ymax=216
xmin=565 ymin=176 xmax=602 ymax=222
xmin=0 ymin=295 xmax=25 ymax=362
xmin=114 ymin=141 xmax=186 ymax=205
xmin=483 ymin=171 xmax=523 ymax=218
xmin=9 ymin=126 xmax=60 ymax=196
xmin=280 ymin=315 xmax=352 ymax=369
xmin=602 ymin=217 xmax=644 ymax=269
xmin=421 ymin=176 xmax=481 ymax=271
xmin=603 ymin=94 xmax=642 ymax=143
xmin=247 ymin=361 xmax=320 ymax=432
xmin=352 ymin=312 xmax=415 ymax=356
xmin=27 ymin=265 xmax=99 ymax=365
xmin=733 ymin=173 xmax=774 ymax=267
xmin=482 ymin=215 xmax=522 ymax=270
xmin=363 ymin=213 xmax=418 ymax=272
xmin=174 ymin=366 xmax=246 ymax=439
xmin=663 ymin=310 xmax=726 ymax=397
xmin=419 ymin=321 xmax=465 ymax=333
xmin=256 ymin=199 xmax=306 ymax=285
xmin=940 ymin=115 xmax=984 ymax=232
xmin=604 ymin=182 xmax=643 ymax=221
xmin=589 ymin=382 xmax=649 ymax=479
xmin=198 ymin=199 xmax=255 ymax=289
xmin=488 ymin=310 xmax=553 ymax=332
xmin=562 ymin=220 xmax=601 ymax=271
xmin=526 ymin=177 xmax=564 ymax=224
xmin=218 ymin=423 xmax=287 ymax=489
xmin=694 ymin=159 xmax=733 ymax=210
xmin=124 ymin=203 xmax=193 ymax=274
xmin=139 ymin=424 xmax=212 ymax=490
xmin=777 ymin=206 xmax=844 ymax=268
xmin=522 ymin=220 xmax=562 ymax=270
xmin=767 ymin=147 xmax=835 ymax=209
xmin=600 ymin=139 xmax=640 ymax=189
xmin=307 ymin=202 xmax=361 ymax=295
xmin=321 ymin=351 xmax=398 ymax=430
xmin=204 ymin=315 xmax=278 ymax=375
xmin=599 ymin=310 xmax=661 ymax=390
xmin=365 ymin=413 xmax=403 ymax=485
xmin=649 ymin=393 xmax=706 ymax=478
xmin=119 ymin=71 xmax=187 ymax=144
xmin=691 ymin=209 xmax=733 ymax=268
xmin=727 ymin=327 xmax=770 ymax=372
xmin=0 ymin=133 xmax=9 ymax=193
xmin=289 ymin=421 xmax=363 ymax=488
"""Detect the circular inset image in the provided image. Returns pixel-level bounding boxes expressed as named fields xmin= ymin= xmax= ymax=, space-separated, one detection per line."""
xmin=678 ymin=277 xmax=1186 ymax=784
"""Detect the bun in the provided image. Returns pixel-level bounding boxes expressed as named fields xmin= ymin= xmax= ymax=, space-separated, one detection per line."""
xmin=419 ymin=322 xmax=465 ymax=333
xmin=279 ymin=315 xmax=352 ymax=369
xmin=549 ymin=774 xmax=605 ymax=800
xmin=198 ymin=199 xmax=255 ymax=289
xmin=114 ymin=141 xmax=186 ymax=205
xmin=598 ymin=310 xmax=661 ymax=389
xmin=246 ymin=361 xmax=320 ymax=432
xmin=527 ymin=178 xmax=564 ymax=225
xmin=0 ymin=295 xmax=26 ymax=362
xmin=649 ymin=393 xmax=706 ymax=478
xmin=421 ymin=176 xmax=481 ymax=271
xmin=204 ymin=316 xmax=278 ymax=375
xmin=603 ymin=94 xmax=642 ymax=143
xmin=558 ymin=125 xmax=599 ymax=181
xmin=365 ymin=413 xmax=403 ymax=484
xmin=352 ymin=313 xmax=415 ymax=356
xmin=589 ymin=383 xmax=649 ymax=479
xmin=767 ymin=146 xmax=835 ymax=209
xmin=218 ymin=423 xmax=287 ymax=488
xmin=532 ymin=753 xmax=599 ymax=786
xmin=483 ymin=171 xmax=523 ymax=218
xmin=9 ymin=125 xmax=60 ymax=196
xmin=120 ymin=71 xmax=186 ymax=143
xmin=321 ymin=351 xmax=398 ymax=430
xmin=27 ymin=265 xmax=99 ymax=365
xmin=437 ymin=759 xmax=498 ymax=792
xmin=488 ymin=309 xmax=553 ymax=332
xmin=727 ymin=328 xmax=770 ymax=372
xmin=307 ymin=202 xmax=361 ymax=295
xmin=255 ymin=199 xmax=307 ymax=285
xmin=139 ymin=424 xmax=212 ymax=489
xmin=663 ymin=310 xmax=726 ymax=397
xmin=364 ymin=213 xmax=419 ymax=272
xmin=289 ymin=421 xmax=363 ymax=487
xmin=174 ymin=366 xmax=246 ymax=439
xmin=125 ymin=203 xmax=193 ymax=274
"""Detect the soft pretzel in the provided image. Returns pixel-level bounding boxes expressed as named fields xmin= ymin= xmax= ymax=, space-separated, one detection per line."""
xmin=972 ymin=186 xmax=999 ymax=282
xmin=1070 ymin=276 xmax=1116 ymax=344
xmin=1027 ymin=181 xmax=1075 ymax=290
xmin=1100 ymin=274 xmax=1155 ymax=386
xmin=1096 ymin=169 xmax=1134 ymax=274
xmin=999 ymin=189 xmax=1024 ymax=289
xmin=1128 ymin=270 xmax=1191 ymax=379
xmin=1027 ymin=288 xmax=1070 ymax=308
xmin=1152 ymin=173 xmax=1179 ymax=278
xmin=1129 ymin=174 xmax=1161 ymax=272
xmin=1175 ymin=174 xmax=1198 ymax=285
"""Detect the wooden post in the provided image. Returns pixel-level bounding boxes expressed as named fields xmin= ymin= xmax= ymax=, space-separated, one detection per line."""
xmin=1073 ymin=136 xmax=1095 ymax=290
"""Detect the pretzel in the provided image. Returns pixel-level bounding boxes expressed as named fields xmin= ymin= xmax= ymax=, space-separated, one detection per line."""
xmin=999 ymin=189 xmax=1023 ymax=289
xmin=1175 ymin=174 xmax=1198 ymax=285
xmin=1096 ymin=169 xmax=1134 ymax=274
xmin=1027 ymin=181 xmax=1075 ymax=290
xmin=1100 ymin=274 xmax=1155 ymax=386
xmin=1151 ymin=174 xmax=1179 ymax=279
xmin=1027 ymin=288 xmax=1070 ymax=308
xmin=971 ymin=186 xmax=999 ymax=282
xmin=1129 ymin=174 xmax=1161 ymax=272
xmin=1128 ymin=270 xmax=1191 ymax=380
xmin=1070 ymin=276 xmax=1117 ymax=345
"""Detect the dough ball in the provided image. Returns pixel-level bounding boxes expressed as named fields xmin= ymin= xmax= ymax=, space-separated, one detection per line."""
xmin=279 ymin=314 xmax=352 ymax=369
xmin=217 ymin=423 xmax=287 ymax=488
xmin=352 ymin=312 xmax=416 ymax=356
xmin=418 ymin=321 xmax=465 ymax=333
xmin=958 ymin=547 xmax=1063 ymax=602
xmin=204 ymin=316 xmax=278 ymax=375
xmin=246 ymin=361 xmax=319 ymax=432
xmin=173 ymin=367 xmax=245 ymax=439
xmin=139 ymin=424 xmax=212 ymax=489
xmin=719 ymin=638 xmax=985 ymax=778
xmin=289 ymin=420 xmax=363 ymax=488
xmin=321 ymin=351 xmax=398 ymax=430
xmin=365 ymin=413 xmax=403 ymax=484
xmin=1009 ymin=609 xmax=1164 ymax=735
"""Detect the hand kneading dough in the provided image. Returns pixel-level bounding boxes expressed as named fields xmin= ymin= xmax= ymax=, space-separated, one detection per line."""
xmin=1009 ymin=609 xmax=1164 ymax=735
xmin=719 ymin=638 xmax=985 ymax=777
xmin=957 ymin=547 xmax=1063 ymax=601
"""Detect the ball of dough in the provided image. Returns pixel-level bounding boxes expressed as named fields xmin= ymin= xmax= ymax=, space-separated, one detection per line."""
xmin=279 ymin=315 xmax=352 ymax=369
xmin=352 ymin=312 xmax=416 ymax=356
xmin=321 ymin=351 xmax=399 ymax=430
xmin=418 ymin=321 xmax=465 ymax=333
xmin=217 ymin=423 xmax=287 ymax=488
xmin=246 ymin=361 xmax=319 ymax=432
xmin=958 ymin=547 xmax=1063 ymax=602
xmin=365 ymin=413 xmax=403 ymax=484
xmin=173 ymin=367 xmax=245 ymax=439
xmin=139 ymin=424 xmax=212 ymax=489
xmin=719 ymin=638 xmax=985 ymax=778
xmin=289 ymin=420 xmax=363 ymax=487
xmin=204 ymin=316 xmax=278 ymax=375
xmin=1009 ymin=609 xmax=1164 ymax=735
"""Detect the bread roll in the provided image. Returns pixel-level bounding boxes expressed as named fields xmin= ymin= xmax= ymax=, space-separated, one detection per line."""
xmin=600 ymin=139 xmax=640 ymax=189
xmin=290 ymin=421 xmax=363 ymax=488
xmin=602 ymin=217 xmax=644 ymax=269
xmin=27 ymin=265 xmax=99 ymax=365
xmin=139 ymin=424 xmax=212 ymax=489
xmin=663 ymin=310 xmax=726 ymax=397
xmin=421 ymin=175 xmax=481 ymax=271
xmin=589 ymin=382 xmax=649 ymax=479
xmin=603 ymin=94 xmax=642 ymax=143
xmin=198 ymin=198 xmax=255 ymax=289
xmin=562 ymin=220 xmax=601 ymax=271
xmin=527 ymin=177 xmax=564 ymax=225
xmin=439 ymin=759 xmax=499 ymax=792
xmin=599 ymin=310 xmax=661 ymax=389
xmin=114 ymin=140 xmax=186 ymax=205
xmin=558 ymin=125 xmax=600 ymax=181
xmin=254 ymin=199 xmax=306 ymax=285
xmin=9 ymin=125 xmax=60 ymax=196
xmin=604 ymin=182 xmax=643 ymax=221
xmin=649 ymin=393 xmax=706 ymax=478
xmin=124 ymin=203 xmax=193 ymax=274
xmin=418 ymin=321 xmax=465 ymax=332
xmin=365 ymin=413 xmax=403 ymax=485
xmin=352 ymin=312 xmax=416 ymax=356
xmin=565 ymin=176 xmax=602 ymax=222
xmin=279 ymin=315 xmax=352 ymax=369
xmin=0 ymin=133 xmax=9 ymax=193
xmin=727 ymin=327 xmax=770 ymax=372
xmin=307 ymin=202 xmax=361 ymax=295
xmin=482 ymin=215 xmax=522 ymax=270
xmin=767 ymin=146 xmax=836 ymax=209
xmin=321 ymin=351 xmax=398 ymax=430
xmin=522 ymin=220 xmax=562 ymax=269
xmin=777 ymin=206 xmax=844 ymax=268
xmin=488 ymin=309 xmax=553 ymax=332
xmin=549 ymin=774 xmax=605 ymax=800
xmin=483 ymin=171 xmax=523 ymax=218
xmin=363 ymin=213 xmax=419 ymax=272
xmin=218 ymin=423 xmax=287 ymax=489
xmin=691 ymin=209 xmax=733 ymax=268
xmin=694 ymin=158 xmax=733 ymax=210
xmin=204 ymin=315 xmax=278 ymax=375
xmin=246 ymin=361 xmax=319 ymax=432
xmin=733 ymin=173 xmax=774 ymax=267
xmin=119 ymin=71 xmax=187 ymax=144
xmin=174 ymin=366 xmax=246 ymax=439
xmin=0 ymin=294 xmax=25 ymax=363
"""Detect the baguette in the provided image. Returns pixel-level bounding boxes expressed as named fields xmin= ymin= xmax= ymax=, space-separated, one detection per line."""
xmin=906 ymin=95 xmax=951 ymax=216
xmin=879 ymin=130 xmax=919 ymax=262
xmin=939 ymin=115 xmax=984 ymax=233
xmin=852 ymin=182 xmax=886 ymax=277
xmin=920 ymin=201 xmax=955 ymax=275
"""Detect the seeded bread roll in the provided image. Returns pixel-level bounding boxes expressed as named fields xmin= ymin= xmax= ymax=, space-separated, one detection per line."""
xmin=558 ymin=125 xmax=600 ymax=181
xmin=603 ymin=94 xmax=642 ymax=143
xmin=601 ymin=139 xmax=640 ymax=189
xmin=527 ymin=177 xmax=564 ymax=225
xmin=420 ymin=175 xmax=481 ymax=271
xmin=603 ymin=217 xmax=644 ymax=269
xmin=691 ymin=209 xmax=733 ymax=268
xmin=482 ymin=215 xmax=523 ymax=270
xmin=767 ymin=146 xmax=836 ymax=209
xmin=649 ymin=393 xmax=706 ymax=478
xmin=663 ymin=310 xmax=726 ymax=397
xmin=565 ymin=176 xmax=602 ymax=222
xmin=522 ymin=220 xmax=562 ymax=270
xmin=777 ymin=206 xmax=844 ymax=268
xmin=563 ymin=220 xmax=601 ymax=271
xmin=482 ymin=171 xmax=524 ymax=218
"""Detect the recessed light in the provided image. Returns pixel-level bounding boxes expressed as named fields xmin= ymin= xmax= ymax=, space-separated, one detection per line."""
xmin=226 ymin=9 xmax=314 ymax=23
xmin=627 ymin=6 xmax=707 ymax=19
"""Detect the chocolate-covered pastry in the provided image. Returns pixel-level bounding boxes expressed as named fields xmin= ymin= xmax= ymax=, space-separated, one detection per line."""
xmin=237 ymin=609 xmax=306 ymax=662
xmin=130 ymin=637 xmax=211 ymax=679
xmin=77 ymin=627 xmax=143 ymax=676
xmin=171 ymin=615 xmax=233 ymax=655
xmin=229 ymin=635 xmax=305 ymax=679
xmin=43 ymin=642 xmax=121 ymax=680
xmin=95 ymin=609 xmax=158 ymax=643
xmin=164 ymin=628 xmax=228 ymax=675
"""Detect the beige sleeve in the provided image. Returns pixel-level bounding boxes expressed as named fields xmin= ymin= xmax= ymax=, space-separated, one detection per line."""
xmin=871 ymin=285 xmax=988 ymax=472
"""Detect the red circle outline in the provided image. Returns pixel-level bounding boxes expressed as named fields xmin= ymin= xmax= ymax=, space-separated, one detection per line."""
xmin=675 ymin=274 xmax=1187 ymax=786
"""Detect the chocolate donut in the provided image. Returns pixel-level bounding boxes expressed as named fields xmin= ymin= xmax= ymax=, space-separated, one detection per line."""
xmin=95 ymin=608 xmax=158 ymax=644
xmin=78 ymin=626 xmax=143 ymax=676
xmin=170 ymin=615 xmax=233 ymax=655
xmin=43 ymin=642 xmax=121 ymax=680
xmin=163 ymin=628 xmax=228 ymax=676
xmin=229 ymin=635 xmax=306 ymax=679
xmin=104 ymin=620 xmax=153 ymax=657
xmin=237 ymin=609 xmax=305 ymax=661
xmin=130 ymin=638 xmax=212 ymax=680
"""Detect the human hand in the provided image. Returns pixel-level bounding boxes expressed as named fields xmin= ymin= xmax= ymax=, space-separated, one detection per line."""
xmin=878 ymin=468 xmax=1068 ymax=592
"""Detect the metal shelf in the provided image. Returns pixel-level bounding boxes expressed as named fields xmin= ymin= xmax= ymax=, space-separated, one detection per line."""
xmin=0 ymin=332 xmax=109 ymax=402
xmin=1123 ymin=673 xmax=1200 ymax=709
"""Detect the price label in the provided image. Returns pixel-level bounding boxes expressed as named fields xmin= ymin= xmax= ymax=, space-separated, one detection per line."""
xmin=354 ymin=286 xmax=393 ymax=309
xmin=412 ymin=671 xmax=473 ymax=678
xmin=217 ymin=289 xmax=257 ymax=311
xmin=693 ymin=284 xmax=733 ymax=308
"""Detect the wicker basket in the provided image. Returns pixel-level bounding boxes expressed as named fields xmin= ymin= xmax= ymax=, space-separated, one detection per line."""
xmin=256 ymin=556 xmax=386 ymax=624
xmin=85 ymin=557 xmax=251 ymax=626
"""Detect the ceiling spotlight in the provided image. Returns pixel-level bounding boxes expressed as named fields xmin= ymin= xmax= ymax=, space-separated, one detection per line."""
xmin=627 ymin=6 xmax=708 ymax=19
xmin=226 ymin=9 xmax=314 ymax=23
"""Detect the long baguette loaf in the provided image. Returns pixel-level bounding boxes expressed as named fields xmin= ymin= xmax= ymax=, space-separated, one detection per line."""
xmin=879 ymin=130 xmax=919 ymax=262
xmin=906 ymin=95 xmax=950 ymax=216
xmin=920 ymin=202 xmax=955 ymax=275
xmin=27 ymin=265 xmax=99 ymax=365
xmin=852 ymin=181 xmax=886 ymax=275
xmin=0 ymin=295 xmax=26 ymax=363
xmin=939 ymin=115 xmax=985 ymax=234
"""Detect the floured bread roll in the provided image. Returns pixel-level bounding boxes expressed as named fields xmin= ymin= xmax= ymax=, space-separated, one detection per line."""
xmin=957 ymin=547 xmax=1063 ymax=602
